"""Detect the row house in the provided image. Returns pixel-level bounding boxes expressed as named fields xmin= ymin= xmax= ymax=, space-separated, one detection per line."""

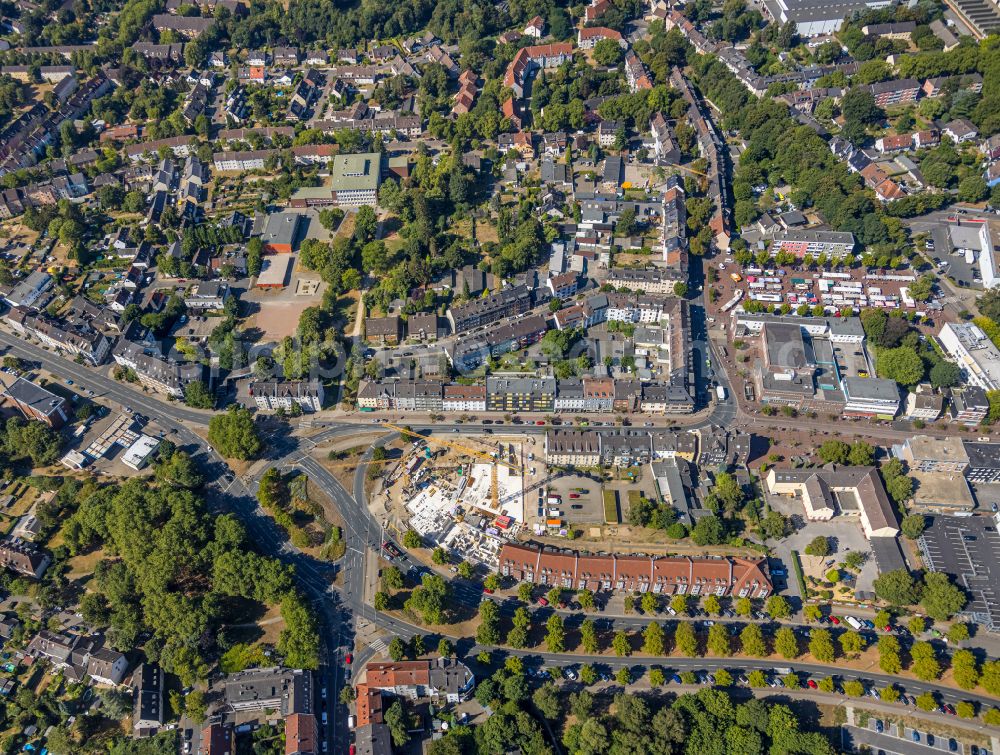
xmin=607 ymin=267 xmax=682 ymax=295
xmin=650 ymin=112 xmax=679 ymax=163
xmin=499 ymin=542 xmax=772 ymax=597
xmin=442 ymin=384 xmax=487 ymax=412
xmin=445 ymin=284 xmax=532 ymax=333
xmin=213 ymin=149 xmax=277 ymax=172
xmin=624 ymin=51 xmax=652 ymax=91
xmin=5 ymin=308 xmax=110 ymax=365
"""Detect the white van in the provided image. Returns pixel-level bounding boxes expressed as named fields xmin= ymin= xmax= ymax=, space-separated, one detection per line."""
xmin=348 ymin=714 xmax=355 ymax=729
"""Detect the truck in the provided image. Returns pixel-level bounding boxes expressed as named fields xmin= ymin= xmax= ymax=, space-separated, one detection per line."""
xmin=845 ymin=616 xmax=863 ymax=630
xmin=547 ymin=495 xmax=561 ymax=505
xmin=716 ymin=385 xmax=726 ymax=401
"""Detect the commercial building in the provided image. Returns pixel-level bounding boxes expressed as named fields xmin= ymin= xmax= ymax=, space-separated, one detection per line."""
xmin=962 ymin=441 xmax=1000 ymax=483
xmin=760 ymin=0 xmax=894 ymax=36
xmin=939 ymin=322 xmax=1000 ymax=391
xmin=499 ymin=543 xmax=772 ymax=597
xmin=909 ymin=471 xmax=976 ymax=514
xmin=765 ymin=466 xmax=899 ymax=539
xmin=543 ymin=429 xmax=697 ymax=466
xmin=894 ymin=435 xmax=969 ymax=473
xmin=315 ymin=152 xmax=383 ymax=207
xmin=2 ymin=377 xmax=68 ymax=427
xmin=122 ymin=435 xmax=161 ymax=471
xmin=904 ymin=384 xmax=943 ymax=421
xmin=841 ymin=376 xmax=900 ymax=418
xmin=950 ymin=385 xmax=990 ymax=425
xmin=3 ymin=270 xmax=52 ymax=309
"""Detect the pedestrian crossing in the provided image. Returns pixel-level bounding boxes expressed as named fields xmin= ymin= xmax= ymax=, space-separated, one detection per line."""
xmin=368 ymin=638 xmax=388 ymax=654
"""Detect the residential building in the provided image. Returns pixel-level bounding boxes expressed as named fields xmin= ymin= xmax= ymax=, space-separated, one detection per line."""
xmin=607 ymin=267 xmax=681 ymax=295
xmin=446 ymin=285 xmax=532 ymax=333
xmin=365 ymin=659 xmax=475 ymax=703
xmin=200 ymin=724 xmax=234 ymax=755
xmin=225 ymin=667 xmax=314 ymax=714
xmin=184 ymin=281 xmax=229 ymax=310
xmin=407 ymin=313 xmax=440 ymax=341
xmin=133 ymin=664 xmax=165 ymax=737
xmin=25 ymin=630 xmax=129 ymax=683
xmin=904 ymin=383 xmax=943 ymax=421
xmin=577 ymin=27 xmax=625 ymax=49
xmin=245 ymin=381 xmax=324 ymax=413
xmin=0 ymin=537 xmax=50 ymax=579
xmin=442 ymin=385 xmax=486 ymax=412
xmin=486 ymin=377 xmax=556 ymax=412
xmin=2 ymin=377 xmax=68 ymax=427
xmin=765 ymin=466 xmax=899 ymax=538
xmin=285 ymin=713 xmax=318 ymax=755
xmin=394 ymin=381 xmax=444 ymax=412
xmin=365 ymin=316 xmax=402 ymax=345
xmin=6 ymin=308 xmax=110 ymax=365
xmin=112 ymin=340 xmax=203 ymax=398
xmin=949 ymin=385 xmax=989 ymax=425
xmin=770 ymin=229 xmax=855 ymax=257
xmin=866 ymin=78 xmax=921 ymax=107
xmin=499 ymin=542 xmax=772 ymax=597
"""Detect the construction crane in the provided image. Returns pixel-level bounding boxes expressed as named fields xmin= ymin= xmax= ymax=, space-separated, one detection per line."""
xmin=380 ymin=422 xmax=522 ymax=509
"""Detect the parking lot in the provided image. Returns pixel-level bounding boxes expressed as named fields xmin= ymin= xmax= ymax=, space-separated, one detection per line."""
xmin=919 ymin=515 xmax=1000 ymax=630
xmin=842 ymin=719 xmax=985 ymax=755
xmin=542 ymin=474 xmax=605 ymax=525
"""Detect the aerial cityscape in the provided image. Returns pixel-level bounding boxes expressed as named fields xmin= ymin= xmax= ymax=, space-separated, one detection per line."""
xmin=1 ymin=0 xmax=1000 ymax=751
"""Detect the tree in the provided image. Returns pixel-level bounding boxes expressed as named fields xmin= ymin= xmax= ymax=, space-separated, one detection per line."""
xmin=951 ymin=648 xmax=979 ymax=690
xmin=673 ymin=281 xmax=689 ymax=297
xmin=804 ymin=605 xmax=822 ymax=623
xmin=707 ymin=623 xmax=731 ymax=656
xmin=641 ymin=591 xmax=658 ymax=615
xmin=382 ymin=566 xmax=404 ymax=590
xmin=457 ymin=561 xmax=473 ymax=579
xmin=691 ymin=515 xmax=725 ymax=545
xmin=873 ymin=568 xmax=921 ymax=606
xmin=916 ymin=692 xmax=938 ymax=711
xmin=921 ymin=572 xmax=967 ymax=621
xmin=374 ymin=591 xmax=390 ymax=611
xmin=842 ymin=679 xmax=865 ymax=697
xmin=848 ymin=441 xmax=875 ymax=466
xmin=877 ymin=635 xmax=901 ymax=674
xmin=385 ymin=700 xmax=410 ymax=746
xmin=734 ymin=597 xmax=752 ymax=617
xmin=876 ymin=346 xmax=925 ymax=387
xmin=817 ymin=440 xmax=849 ymax=464
xmin=579 ymin=664 xmax=597 ymax=686
xmin=580 ymin=618 xmax=599 ymax=653
xmin=612 ymin=629 xmax=631 ymax=657
xmin=740 ymin=624 xmax=767 ymax=657
xmin=432 ymin=547 xmax=449 ymax=565
xmin=765 ymin=595 xmax=791 ymax=620
xmin=818 ymin=677 xmax=835 ymax=693
xmin=207 ymin=407 xmax=261 ymax=460
xmin=900 ymin=514 xmax=926 ymax=540
xmin=545 ymin=614 xmax=565 ymax=653
xmin=670 ymin=594 xmax=689 ymax=616
xmin=649 ymin=667 xmax=665 ymax=687
xmin=518 ymin=582 xmax=533 ymax=602
xmin=616 ymin=666 xmax=633 ymax=685
xmin=484 ymin=573 xmax=501 ymax=592
xmin=809 ymin=628 xmax=835 ymax=663
xmin=930 ymin=361 xmax=960 ymax=389
xmin=703 ymin=594 xmax=721 ymax=616
xmin=839 ymin=631 xmax=863 ymax=656
xmin=955 ymin=701 xmax=976 ymax=719
xmin=476 ymin=599 xmax=501 ymax=645
xmin=947 ymin=622 xmax=970 ymax=643
xmin=183 ymin=380 xmax=214 ymax=409
xmin=643 ymin=621 xmax=665 ymax=655
xmin=747 ymin=670 xmax=768 ymax=688
xmin=594 ymin=38 xmax=625 ymax=66
xmin=403 ymin=530 xmax=422 ymax=548
xmin=986 ymin=708 xmax=1000 ymax=726
xmin=577 ymin=589 xmax=595 ymax=611
xmin=911 ymin=641 xmax=941 ymax=681
xmin=388 ymin=637 xmax=406 ymax=661
xmin=675 ymin=620 xmax=698 ymax=657
xmin=803 ymin=536 xmax=830 ymax=557
xmin=774 ymin=627 xmax=799 ymax=659
xmin=532 ymin=682 xmax=561 ymax=720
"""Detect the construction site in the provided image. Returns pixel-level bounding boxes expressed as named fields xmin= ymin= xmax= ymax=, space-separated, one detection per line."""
xmin=372 ymin=427 xmax=548 ymax=567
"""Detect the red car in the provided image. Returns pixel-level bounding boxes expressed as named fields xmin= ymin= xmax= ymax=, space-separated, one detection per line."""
xmin=830 ymin=616 xmax=840 ymax=625
xmin=538 ymin=597 xmax=549 ymax=606
xmin=883 ymin=625 xmax=893 ymax=632
xmin=943 ymin=704 xmax=956 ymax=715
xmin=345 ymin=652 xmax=353 ymax=665
xmin=569 ymin=493 xmax=580 ymax=499
xmin=536 ymin=420 xmax=545 ymax=425
xmin=807 ymin=679 xmax=817 ymax=689
xmin=350 ymin=746 xmax=356 ymax=755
